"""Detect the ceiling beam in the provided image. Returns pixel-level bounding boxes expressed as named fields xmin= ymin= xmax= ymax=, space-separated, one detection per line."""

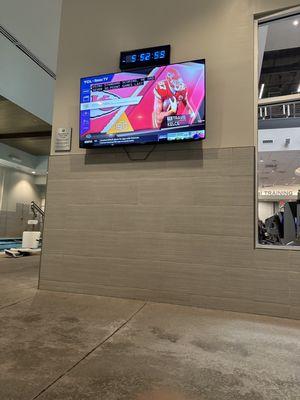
xmin=0 ymin=131 xmax=51 ymax=139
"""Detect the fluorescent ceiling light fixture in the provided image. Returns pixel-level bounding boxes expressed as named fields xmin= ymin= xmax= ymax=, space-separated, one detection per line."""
xmin=293 ymin=19 xmax=299 ymax=26
xmin=297 ymin=83 xmax=300 ymax=93
xmin=259 ymin=83 xmax=265 ymax=99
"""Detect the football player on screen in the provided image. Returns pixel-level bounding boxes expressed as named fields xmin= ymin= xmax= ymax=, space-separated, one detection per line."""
xmin=152 ymin=68 xmax=196 ymax=129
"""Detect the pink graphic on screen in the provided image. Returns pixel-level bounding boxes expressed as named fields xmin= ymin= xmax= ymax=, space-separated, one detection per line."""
xmin=81 ymin=62 xmax=205 ymax=136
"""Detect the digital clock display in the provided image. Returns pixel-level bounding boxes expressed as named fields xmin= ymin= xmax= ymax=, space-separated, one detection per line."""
xmin=125 ymin=50 xmax=166 ymax=63
xmin=120 ymin=45 xmax=170 ymax=70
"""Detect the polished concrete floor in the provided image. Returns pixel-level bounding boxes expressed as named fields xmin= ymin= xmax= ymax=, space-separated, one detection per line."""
xmin=0 ymin=257 xmax=299 ymax=400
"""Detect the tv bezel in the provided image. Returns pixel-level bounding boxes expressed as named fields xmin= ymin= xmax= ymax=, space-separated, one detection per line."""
xmin=79 ymin=58 xmax=206 ymax=149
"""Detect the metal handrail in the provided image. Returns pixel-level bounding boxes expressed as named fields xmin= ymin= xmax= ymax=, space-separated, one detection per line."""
xmin=31 ymin=201 xmax=45 ymax=221
xmin=258 ymin=100 xmax=300 ymax=120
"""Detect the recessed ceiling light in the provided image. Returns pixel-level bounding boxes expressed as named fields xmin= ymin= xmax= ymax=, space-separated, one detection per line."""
xmin=293 ymin=20 xmax=299 ymax=26
xmin=32 ymin=171 xmax=36 ymax=175
xmin=259 ymin=159 xmax=264 ymax=163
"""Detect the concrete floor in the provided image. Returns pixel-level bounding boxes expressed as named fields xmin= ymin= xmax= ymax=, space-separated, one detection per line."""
xmin=0 ymin=258 xmax=299 ymax=400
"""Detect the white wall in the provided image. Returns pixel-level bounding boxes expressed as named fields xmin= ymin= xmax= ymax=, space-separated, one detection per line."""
xmin=0 ymin=144 xmax=47 ymax=212
xmin=0 ymin=0 xmax=62 ymax=123
xmin=0 ymin=165 xmax=46 ymax=237
xmin=0 ymin=167 xmax=41 ymax=212
xmin=0 ymin=35 xmax=55 ymax=124
xmin=0 ymin=0 xmax=62 ymax=72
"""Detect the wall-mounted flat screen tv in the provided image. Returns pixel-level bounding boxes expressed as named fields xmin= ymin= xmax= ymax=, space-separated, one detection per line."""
xmin=80 ymin=59 xmax=205 ymax=147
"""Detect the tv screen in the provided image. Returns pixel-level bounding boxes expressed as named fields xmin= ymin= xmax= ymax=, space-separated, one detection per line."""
xmin=80 ymin=59 xmax=205 ymax=148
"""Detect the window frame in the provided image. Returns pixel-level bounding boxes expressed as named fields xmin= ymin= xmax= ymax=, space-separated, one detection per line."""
xmin=255 ymin=6 xmax=300 ymax=250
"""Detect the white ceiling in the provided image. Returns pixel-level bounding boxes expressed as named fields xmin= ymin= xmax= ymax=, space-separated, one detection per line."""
xmin=0 ymin=0 xmax=62 ymax=72
xmin=264 ymin=14 xmax=300 ymax=52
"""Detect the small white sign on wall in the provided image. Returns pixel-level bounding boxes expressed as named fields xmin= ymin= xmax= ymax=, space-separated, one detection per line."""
xmin=55 ymin=128 xmax=72 ymax=152
xmin=28 ymin=220 xmax=38 ymax=225
xmin=258 ymin=185 xmax=299 ymax=201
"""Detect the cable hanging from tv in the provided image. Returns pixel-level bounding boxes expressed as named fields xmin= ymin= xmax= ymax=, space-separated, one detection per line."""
xmin=123 ymin=144 xmax=157 ymax=161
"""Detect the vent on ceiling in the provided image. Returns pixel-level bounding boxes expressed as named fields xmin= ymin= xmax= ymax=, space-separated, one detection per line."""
xmin=0 ymin=24 xmax=56 ymax=79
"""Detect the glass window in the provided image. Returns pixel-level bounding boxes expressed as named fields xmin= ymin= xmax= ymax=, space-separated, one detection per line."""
xmin=257 ymin=13 xmax=300 ymax=248
xmin=259 ymin=15 xmax=300 ymax=99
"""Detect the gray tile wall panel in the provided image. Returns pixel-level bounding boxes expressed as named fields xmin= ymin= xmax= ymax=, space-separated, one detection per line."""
xmin=40 ymin=145 xmax=299 ymax=318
